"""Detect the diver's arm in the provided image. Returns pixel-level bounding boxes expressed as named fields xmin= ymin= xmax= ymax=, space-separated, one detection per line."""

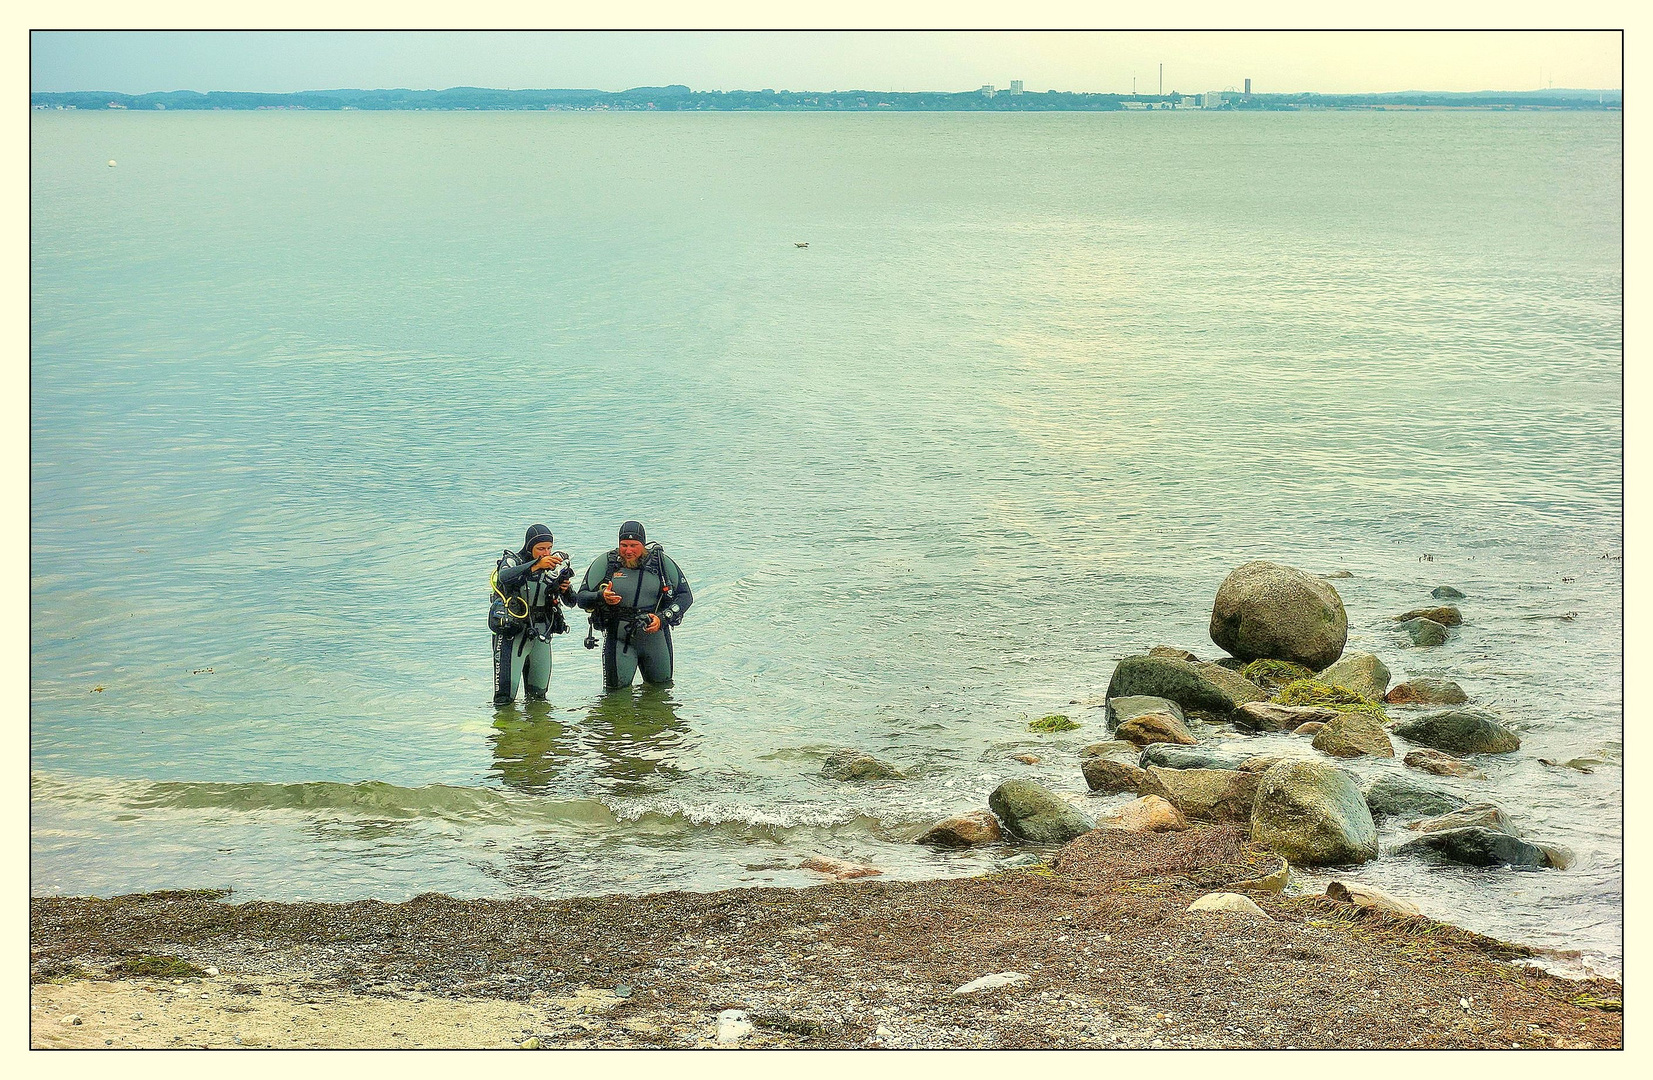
xmin=496 ymin=558 xmax=536 ymax=591
xmin=660 ymin=558 xmax=693 ymax=625
xmin=572 ymin=557 xmax=609 ymax=610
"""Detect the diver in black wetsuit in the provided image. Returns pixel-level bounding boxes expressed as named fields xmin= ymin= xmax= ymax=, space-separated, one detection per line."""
xmin=574 ymin=520 xmax=693 ymax=690
xmin=491 ymin=524 xmax=575 ymax=706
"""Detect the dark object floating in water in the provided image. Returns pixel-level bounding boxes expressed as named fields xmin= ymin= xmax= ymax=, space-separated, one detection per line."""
xmin=794 ymin=242 xmax=809 ymax=248
xmin=1520 ymin=612 xmax=1577 ymax=621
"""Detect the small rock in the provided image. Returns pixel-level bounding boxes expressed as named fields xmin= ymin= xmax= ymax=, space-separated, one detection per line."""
xmin=821 ymin=749 xmax=904 ymax=781
xmin=203 ymin=966 xmax=220 ymax=977
xmin=1293 ymin=721 xmax=1326 ymax=736
xmin=1385 ymin=678 xmax=1469 ymax=706
xmin=1186 ymin=893 xmax=1270 ymax=918
xmin=131 ymin=1013 xmax=143 ymax=1020
xmin=1098 ymin=794 xmax=1188 ymax=833
xmin=800 ymin=855 xmax=882 ymax=879
xmin=1430 ymin=586 xmax=1466 ymax=599
xmin=1537 ymin=843 xmax=1575 ymax=870
xmin=1364 ymin=774 xmax=1466 ymax=819
xmin=1078 ymin=740 xmax=1138 ymax=761
xmin=1315 ymin=652 xmax=1392 ymax=700
xmin=1148 ymin=646 xmax=1200 ymax=662
xmin=717 ymin=1009 xmax=754 ymax=1043
xmin=1325 ymin=880 xmax=1421 ymax=917
xmin=1397 ymin=618 xmax=1449 ymax=646
xmin=1107 ymin=694 xmax=1187 ymax=730
xmin=1115 ymin=711 xmax=1198 ymax=747
xmin=988 ymin=779 xmax=1095 ymax=843
xmin=1081 ymin=756 xmax=1168 ymax=797
xmin=61 ymin=1014 xmax=82 ymax=1026
xmin=916 ymin=810 xmax=1003 ymax=847
xmin=953 ymin=972 xmax=1028 ymax=995
xmin=1407 ymin=804 xmax=1511 ymax=834
xmin=1396 ymin=605 xmax=1463 ymax=627
xmin=995 ymin=853 xmax=1044 ymax=870
xmin=1321 ymin=570 xmax=1354 ymax=579
xmin=1312 ymin=711 xmax=1395 ymax=758
xmin=1011 ymin=753 xmax=1041 ymax=764
xmin=519 ymin=1037 xmax=542 ymax=1049
xmin=1233 ymin=701 xmax=1339 ymax=733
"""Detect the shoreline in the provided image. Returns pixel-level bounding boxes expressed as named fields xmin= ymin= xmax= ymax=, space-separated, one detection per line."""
xmin=31 ymin=826 xmax=1622 ymax=1049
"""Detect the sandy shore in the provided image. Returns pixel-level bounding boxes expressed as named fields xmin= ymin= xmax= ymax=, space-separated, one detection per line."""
xmin=31 ymin=825 xmax=1621 ymax=1050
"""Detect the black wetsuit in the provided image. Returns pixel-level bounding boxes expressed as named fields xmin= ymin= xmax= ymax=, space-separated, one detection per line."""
xmin=574 ymin=545 xmax=693 ymax=689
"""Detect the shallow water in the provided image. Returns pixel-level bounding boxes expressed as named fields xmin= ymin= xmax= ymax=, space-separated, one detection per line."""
xmin=31 ymin=110 xmax=1621 ymax=977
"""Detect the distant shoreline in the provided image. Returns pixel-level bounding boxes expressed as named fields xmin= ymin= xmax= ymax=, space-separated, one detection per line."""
xmin=30 ymin=85 xmax=1622 ymax=114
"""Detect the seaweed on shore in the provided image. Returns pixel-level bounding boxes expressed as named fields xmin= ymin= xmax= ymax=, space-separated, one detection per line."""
xmin=110 ymin=955 xmax=208 ymax=979
xmin=1240 ymin=659 xmax=1317 ymax=692
xmin=1274 ymin=679 xmax=1388 ymax=721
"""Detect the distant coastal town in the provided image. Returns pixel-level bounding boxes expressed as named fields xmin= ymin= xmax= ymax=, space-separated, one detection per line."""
xmin=30 ymin=83 xmax=1621 ymax=113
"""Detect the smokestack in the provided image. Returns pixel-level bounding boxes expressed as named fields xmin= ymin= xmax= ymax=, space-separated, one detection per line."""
xmin=1244 ymin=77 xmax=1252 ymax=95
xmin=1159 ymin=64 xmax=1163 ymax=96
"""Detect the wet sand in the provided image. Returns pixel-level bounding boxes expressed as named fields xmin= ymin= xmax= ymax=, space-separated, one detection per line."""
xmin=30 ymin=826 xmax=1621 ymax=1049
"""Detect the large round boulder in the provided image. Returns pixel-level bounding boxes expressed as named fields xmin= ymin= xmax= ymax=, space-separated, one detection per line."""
xmin=1209 ymin=561 xmax=1349 ymax=670
xmin=1250 ymin=760 xmax=1377 ymax=866
xmin=988 ymin=780 xmax=1095 ymax=844
xmin=1391 ymin=709 xmax=1520 ymax=755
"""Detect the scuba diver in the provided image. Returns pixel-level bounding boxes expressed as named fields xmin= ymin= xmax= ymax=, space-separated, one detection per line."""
xmin=574 ymin=520 xmax=693 ymax=690
xmin=490 ymin=524 xmax=575 ymax=706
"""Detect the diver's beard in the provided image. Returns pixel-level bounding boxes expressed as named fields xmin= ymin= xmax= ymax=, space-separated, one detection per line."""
xmin=621 ymin=553 xmax=643 ymax=569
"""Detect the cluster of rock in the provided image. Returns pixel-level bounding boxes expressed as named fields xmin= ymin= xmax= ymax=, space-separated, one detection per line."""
xmin=891 ymin=560 xmax=1566 ymax=883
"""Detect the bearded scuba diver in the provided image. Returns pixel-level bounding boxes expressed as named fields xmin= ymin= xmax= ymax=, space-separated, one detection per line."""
xmin=574 ymin=520 xmax=693 ymax=690
xmin=490 ymin=524 xmax=575 ymax=706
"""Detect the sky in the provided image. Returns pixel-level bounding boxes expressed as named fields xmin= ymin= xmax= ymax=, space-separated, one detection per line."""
xmin=28 ymin=30 xmax=1623 ymax=97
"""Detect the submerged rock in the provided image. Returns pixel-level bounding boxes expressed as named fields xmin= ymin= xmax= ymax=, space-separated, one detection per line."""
xmin=1397 ymin=618 xmax=1449 ymax=647
xmin=1404 ymin=748 xmax=1485 ymax=779
xmin=1233 ymin=701 xmax=1339 ymax=733
xmin=1312 ymin=711 xmax=1395 ymax=758
xmin=1209 ymin=560 xmax=1349 ymax=670
xmin=1138 ymin=744 xmax=1251 ymax=771
xmin=1385 ymin=678 xmax=1469 ymax=706
xmin=800 ymin=855 xmax=882 ymax=879
xmin=1250 ymin=759 xmax=1377 ymax=866
xmin=1396 ymin=605 xmax=1463 ymax=627
xmin=1098 ymin=794 xmax=1188 ymax=833
xmin=1081 ymin=757 xmax=1169 ymax=798
xmin=1363 ymin=774 xmax=1467 ymax=819
xmin=988 ymin=779 xmax=1095 ymax=844
xmin=1392 ymin=709 xmax=1520 ymax=755
xmin=1187 ymin=892 xmax=1269 ymax=918
xmin=1395 ymin=827 xmax=1549 ymax=868
xmin=1148 ymin=766 xmax=1259 ymax=823
xmin=1315 ymin=652 xmax=1392 ymax=701
xmin=916 ymin=810 xmax=1003 ymax=847
xmin=1430 ymin=585 xmax=1467 ymax=599
xmin=1105 ymin=658 xmax=1262 ymax=721
xmin=1325 ymin=880 xmax=1421 ymax=918
xmin=1406 ymin=804 xmax=1513 ymax=835
xmin=821 ymin=749 xmax=905 ymax=782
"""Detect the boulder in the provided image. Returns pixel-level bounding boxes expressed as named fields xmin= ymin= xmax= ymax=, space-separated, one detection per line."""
xmin=1315 ymin=653 xmax=1391 ymax=701
xmin=1430 ymin=586 xmax=1466 ymax=599
xmin=1397 ymin=618 xmax=1449 ymax=647
xmin=1197 ymin=662 xmax=1272 ymax=707
xmin=1391 ymin=709 xmax=1520 ymax=755
xmin=1293 ymin=721 xmax=1327 ymax=736
xmin=1078 ymin=741 xmax=1138 ymax=761
xmin=988 ymin=780 xmax=1095 ymax=844
xmin=1312 ymin=711 xmax=1395 ymax=758
xmin=1105 ymin=658 xmax=1260 ymax=722
xmin=1403 ymin=748 xmax=1485 ymax=779
xmin=1187 ymin=892 xmax=1270 ymax=918
xmin=1148 ymin=646 xmax=1200 ymax=662
xmin=1250 ymin=760 xmax=1378 ymax=866
xmin=1325 ymin=880 xmax=1421 ymax=918
xmin=1209 ymin=561 xmax=1349 ymax=670
xmin=1395 ymin=827 xmax=1549 ymax=868
xmin=1098 ymin=795 xmax=1188 ymax=833
xmin=1233 ymin=701 xmax=1339 ymax=733
xmin=1363 ymin=774 xmax=1467 ymax=819
xmin=1115 ymin=711 xmax=1198 ymax=748
xmin=1537 ymin=844 xmax=1575 ymax=870
xmin=916 ymin=810 xmax=1004 ymax=847
xmin=1396 ymin=605 xmax=1463 ymax=627
xmin=1081 ymin=757 xmax=1169 ymax=798
xmin=821 ymin=749 xmax=904 ymax=782
xmin=1106 ymin=695 xmax=1186 ymax=730
xmin=1239 ymin=755 xmax=1287 ymax=773
xmin=1148 ymin=766 xmax=1259 ymax=823
xmin=1322 ymin=570 xmax=1354 ymax=579
xmin=1138 ymin=744 xmax=1251 ymax=771
xmin=1406 ymin=804 xmax=1513 ymax=835
xmin=1384 ymin=678 xmax=1469 ymax=706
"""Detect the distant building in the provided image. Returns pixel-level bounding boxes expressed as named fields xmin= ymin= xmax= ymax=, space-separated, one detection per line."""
xmin=1008 ymin=80 xmax=1024 ymax=94
xmin=1244 ymin=78 xmax=1252 ymax=95
xmin=1204 ymin=91 xmax=1228 ymax=108
xmin=980 ymin=85 xmax=995 ymax=97
xmin=1180 ymin=95 xmax=1199 ymax=107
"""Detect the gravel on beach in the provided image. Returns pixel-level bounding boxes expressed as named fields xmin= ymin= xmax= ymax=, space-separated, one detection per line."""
xmin=31 ymin=825 xmax=1621 ymax=1049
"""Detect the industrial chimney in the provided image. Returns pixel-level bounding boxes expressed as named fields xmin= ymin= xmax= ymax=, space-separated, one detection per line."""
xmin=1244 ymin=78 xmax=1252 ymax=95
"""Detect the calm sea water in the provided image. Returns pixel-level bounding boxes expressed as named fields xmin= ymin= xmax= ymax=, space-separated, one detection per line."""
xmin=31 ymin=111 xmax=1621 ymax=976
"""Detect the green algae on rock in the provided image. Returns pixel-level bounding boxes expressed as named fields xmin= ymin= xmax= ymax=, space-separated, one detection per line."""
xmin=1029 ymin=714 xmax=1080 ymax=733
xmin=1240 ymin=659 xmax=1317 ymax=692
xmin=1274 ymin=679 xmax=1388 ymax=722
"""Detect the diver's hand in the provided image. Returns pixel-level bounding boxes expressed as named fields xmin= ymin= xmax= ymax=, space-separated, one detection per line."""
xmin=601 ymin=581 xmax=622 ymax=606
xmin=642 ymin=614 xmax=662 ymax=633
xmin=533 ymin=553 xmax=560 ymax=572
